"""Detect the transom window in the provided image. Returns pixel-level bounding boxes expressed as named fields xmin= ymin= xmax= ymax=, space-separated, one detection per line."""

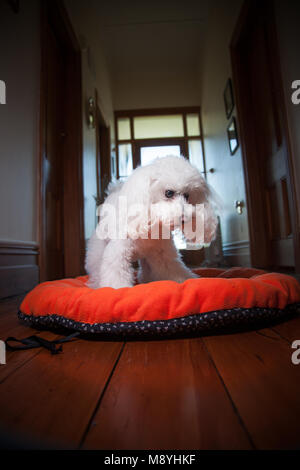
xmin=115 ymin=107 xmax=206 ymax=180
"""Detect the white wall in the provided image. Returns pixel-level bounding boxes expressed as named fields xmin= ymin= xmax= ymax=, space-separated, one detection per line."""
xmin=198 ymin=0 xmax=250 ymax=265
xmin=0 ymin=0 xmax=115 ymax=246
xmin=0 ymin=0 xmax=40 ymax=243
xmin=64 ymin=0 xmax=115 ymax=241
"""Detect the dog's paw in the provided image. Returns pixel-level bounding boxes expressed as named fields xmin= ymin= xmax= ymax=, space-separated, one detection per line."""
xmin=100 ymin=278 xmax=134 ymax=289
xmin=171 ymin=272 xmax=199 ymax=283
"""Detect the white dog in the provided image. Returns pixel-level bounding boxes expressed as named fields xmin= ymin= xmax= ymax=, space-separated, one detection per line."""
xmin=86 ymin=155 xmax=218 ymax=289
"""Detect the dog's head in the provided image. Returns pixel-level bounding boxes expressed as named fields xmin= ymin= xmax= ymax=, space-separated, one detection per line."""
xmin=121 ymin=155 xmax=219 ymax=244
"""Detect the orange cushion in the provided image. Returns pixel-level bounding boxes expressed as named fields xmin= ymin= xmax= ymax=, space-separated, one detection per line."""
xmin=20 ymin=268 xmax=300 ymax=326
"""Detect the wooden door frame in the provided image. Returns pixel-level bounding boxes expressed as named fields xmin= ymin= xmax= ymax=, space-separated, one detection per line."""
xmin=95 ymin=88 xmax=111 ymax=205
xmin=230 ymin=0 xmax=300 ymax=272
xmin=114 ymin=107 xmax=204 ymax=179
xmin=38 ymin=0 xmax=85 ymax=281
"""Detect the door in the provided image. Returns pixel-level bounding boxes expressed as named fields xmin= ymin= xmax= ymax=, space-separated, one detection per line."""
xmin=39 ymin=0 xmax=85 ymax=282
xmin=44 ymin=24 xmax=65 ymax=280
xmin=231 ymin=0 xmax=296 ymax=270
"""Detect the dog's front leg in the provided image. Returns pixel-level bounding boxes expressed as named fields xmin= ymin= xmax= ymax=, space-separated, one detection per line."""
xmin=153 ymin=255 xmax=198 ymax=283
xmin=163 ymin=256 xmax=198 ymax=283
xmin=98 ymin=239 xmax=135 ymax=288
xmin=143 ymin=240 xmax=198 ymax=283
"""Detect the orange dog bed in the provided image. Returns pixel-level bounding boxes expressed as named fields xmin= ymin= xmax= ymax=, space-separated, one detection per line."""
xmin=16 ymin=267 xmax=300 ymax=339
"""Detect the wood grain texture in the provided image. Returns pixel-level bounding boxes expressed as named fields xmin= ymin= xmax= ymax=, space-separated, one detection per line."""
xmin=0 ymin=336 xmax=123 ymax=448
xmin=271 ymin=313 xmax=300 ymax=343
xmin=39 ymin=0 xmax=85 ymax=282
xmin=203 ymin=329 xmax=300 ymax=449
xmin=1 ymin=294 xmax=300 ymax=450
xmin=0 ymin=294 xmax=61 ymax=384
xmin=82 ymin=339 xmax=252 ymax=450
xmin=0 ymin=295 xmax=123 ymax=448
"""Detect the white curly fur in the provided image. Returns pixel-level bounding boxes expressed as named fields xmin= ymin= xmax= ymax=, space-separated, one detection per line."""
xmin=85 ymin=155 xmax=218 ymax=289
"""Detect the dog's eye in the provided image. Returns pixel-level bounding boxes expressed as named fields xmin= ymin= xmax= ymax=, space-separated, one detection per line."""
xmin=165 ymin=190 xmax=175 ymax=199
xmin=183 ymin=193 xmax=189 ymax=201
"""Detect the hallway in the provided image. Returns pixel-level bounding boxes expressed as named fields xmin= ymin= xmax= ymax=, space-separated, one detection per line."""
xmin=1 ymin=0 xmax=300 ymax=453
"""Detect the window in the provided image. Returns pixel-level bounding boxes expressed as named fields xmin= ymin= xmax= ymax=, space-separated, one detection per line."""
xmin=118 ymin=143 xmax=133 ymax=180
xmin=186 ymin=113 xmax=200 ymax=136
xmin=134 ymin=115 xmax=184 ymax=139
xmin=115 ymin=107 xmax=205 ymax=180
xmin=188 ymin=140 xmax=204 ymax=174
xmin=140 ymin=145 xmax=181 ymax=166
xmin=117 ymin=117 xmax=131 ymax=141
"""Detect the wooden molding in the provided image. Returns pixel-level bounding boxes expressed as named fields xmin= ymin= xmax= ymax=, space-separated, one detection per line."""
xmin=114 ymin=106 xmax=203 ymax=179
xmin=38 ymin=0 xmax=85 ymax=282
xmin=114 ymin=106 xmax=201 ymax=118
xmin=0 ymin=240 xmax=39 ymax=299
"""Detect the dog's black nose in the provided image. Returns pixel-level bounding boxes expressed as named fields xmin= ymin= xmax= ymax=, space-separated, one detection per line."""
xmin=183 ymin=193 xmax=189 ymax=201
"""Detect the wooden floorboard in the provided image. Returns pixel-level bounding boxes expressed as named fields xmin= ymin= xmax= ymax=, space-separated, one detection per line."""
xmin=271 ymin=313 xmax=300 ymax=342
xmin=1 ymin=295 xmax=300 ymax=449
xmin=82 ymin=338 xmax=252 ymax=450
xmin=203 ymin=325 xmax=300 ymax=449
xmin=0 ymin=296 xmax=124 ymax=449
xmin=0 ymin=337 xmax=124 ymax=448
xmin=0 ymin=295 xmax=61 ymax=383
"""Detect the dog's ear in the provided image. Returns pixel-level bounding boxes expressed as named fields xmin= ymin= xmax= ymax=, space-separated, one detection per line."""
xmin=122 ymin=171 xmax=153 ymax=239
xmin=182 ymin=203 xmax=218 ymax=244
xmin=182 ymin=180 xmax=220 ymax=245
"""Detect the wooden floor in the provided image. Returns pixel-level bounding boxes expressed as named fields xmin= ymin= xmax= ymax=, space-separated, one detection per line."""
xmin=1 ymin=294 xmax=300 ymax=450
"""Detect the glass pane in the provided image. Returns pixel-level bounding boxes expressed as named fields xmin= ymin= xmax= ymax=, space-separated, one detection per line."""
xmin=188 ymin=140 xmax=204 ymax=174
xmin=186 ymin=114 xmax=200 ymax=136
xmin=117 ymin=117 xmax=131 ymax=140
xmin=140 ymin=145 xmax=181 ymax=166
xmin=134 ymin=115 xmax=184 ymax=139
xmin=118 ymin=143 xmax=133 ymax=178
xmin=227 ymin=118 xmax=238 ymax=154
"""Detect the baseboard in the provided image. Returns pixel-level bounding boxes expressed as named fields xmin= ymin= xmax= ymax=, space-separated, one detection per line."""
xmin=0 ymin=240 xmax=39 ymax=299
xmin=222 ymin=240 xmax=251 ymax=267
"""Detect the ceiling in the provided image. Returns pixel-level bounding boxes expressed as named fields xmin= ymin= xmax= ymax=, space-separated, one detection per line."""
xmin=88 ymin=0 xmax=212 ymax=82
xmin=66 ymin=0 xmax=214 ymax=109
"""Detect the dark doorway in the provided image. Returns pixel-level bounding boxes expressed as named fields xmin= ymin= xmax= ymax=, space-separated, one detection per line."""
xmin=39 ymin=0 xmax=84 ymax=281
xmin=231 ymin=0 xmax=299 ymax=272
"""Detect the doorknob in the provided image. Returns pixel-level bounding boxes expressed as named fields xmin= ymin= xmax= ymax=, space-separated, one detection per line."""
xmin=201 ymin=168 xmax=215 ymax=175
xmin=234 ymin=200 xmax=244 ymax=214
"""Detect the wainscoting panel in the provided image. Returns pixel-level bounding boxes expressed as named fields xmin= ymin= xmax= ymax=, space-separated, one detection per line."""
xmin=0 ymin=240 xmax=39 ymax=299
xmin=222 ymin=240 xmax=251 ymax=267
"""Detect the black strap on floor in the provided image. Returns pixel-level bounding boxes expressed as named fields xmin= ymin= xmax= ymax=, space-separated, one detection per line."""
xmin=5 ymin=332 xmax=81 ymax=355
